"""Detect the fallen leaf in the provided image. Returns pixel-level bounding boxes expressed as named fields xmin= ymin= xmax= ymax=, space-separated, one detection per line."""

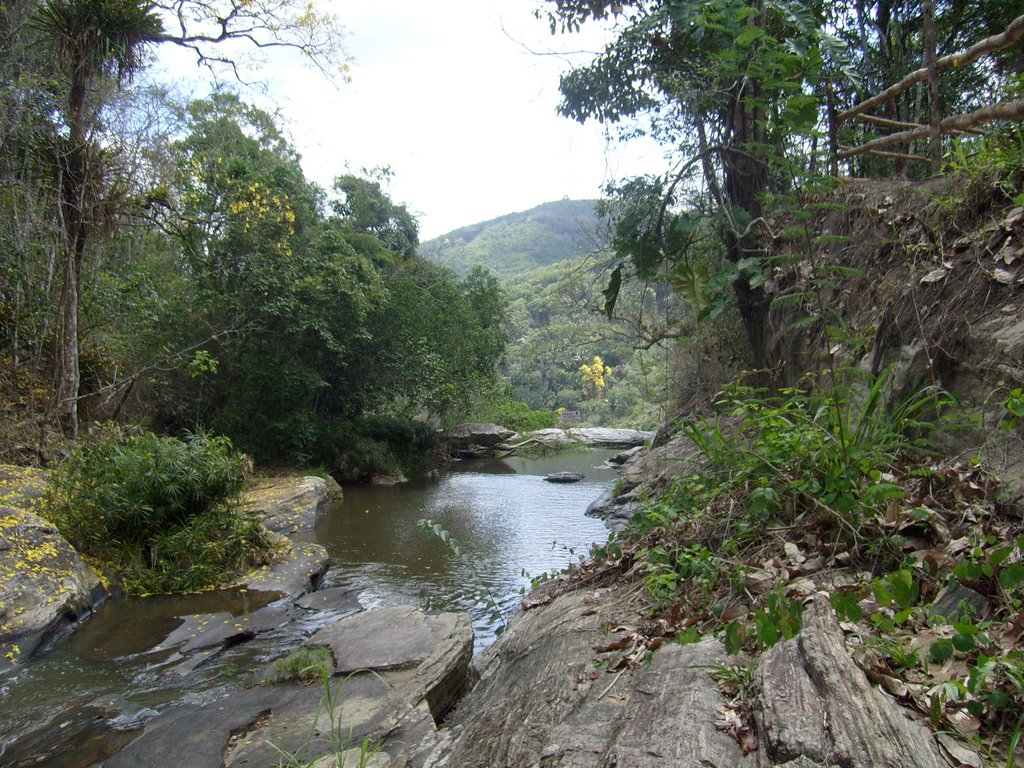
xmin=596 ymin=635 xmax=633 ymax=654
xmin=866 ymin=668 xmax=909 ymax=698
xmin=936 ymin=732 xmax=982 ymax=767
xmin=921 ymin=267 xmax=949 ymax=283
xmin=799 ymin=556 xmax=824 ymax=574
xmin=746 ymin=569 xmax=777 ymax=595
xmin=948 ymin=710 xmax=981 ymax=738
xmin=522 ymin=593 xmax=555 ymax=610
xmin=720 ymin=603 xmax=747 ymax=622
xmin=786 ymin=578 xmax=817 ymax=598
xmin=740 ymin=731 xmax=758 ymax=754
xmin=992 ymin=267 xmax=1017 ymax=284
xmin=996 ymin=240 xmax=1023 ymax=265
xmin=784 ymin=542 xmax=806 ymax=565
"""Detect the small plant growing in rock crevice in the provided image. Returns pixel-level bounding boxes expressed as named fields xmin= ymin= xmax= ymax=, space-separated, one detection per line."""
xmin=268 ymin=669 xmax=386 ymax=768
xmin=268 ymin=647 xmax=335 ymax=684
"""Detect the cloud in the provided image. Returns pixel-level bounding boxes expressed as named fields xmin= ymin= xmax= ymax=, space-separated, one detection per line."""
xmin=152 ymin=0 xmax=665 ymax=239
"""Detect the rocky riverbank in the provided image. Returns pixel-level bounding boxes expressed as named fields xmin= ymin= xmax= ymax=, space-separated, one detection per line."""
xmin=446 ymin=423 xmax=654 ymax=460
xmin=4 ymin=403 xmax=1020 ymax=767
xmin=0 ymin=470 xmax=339 ymax=671
xmin=0 ymin=466 xmax=105 ymax=667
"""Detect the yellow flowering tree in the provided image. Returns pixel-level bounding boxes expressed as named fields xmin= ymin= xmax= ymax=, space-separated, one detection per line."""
xmin=579 ymin=355 xmax=612 ymax=399
xmin=167 ymin=93 xmax=311 ymax=293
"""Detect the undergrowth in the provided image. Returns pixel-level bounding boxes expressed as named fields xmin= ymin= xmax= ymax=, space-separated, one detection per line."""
xmin=629 ymin=368 xmax=951 ymax=607
xmin=43 ymin=424 xmax=278 ymax=594
xmin=268 ymin=647 xmax=335 ymax=684
xmin=569 ymin=371 xmax=1023 ymax=764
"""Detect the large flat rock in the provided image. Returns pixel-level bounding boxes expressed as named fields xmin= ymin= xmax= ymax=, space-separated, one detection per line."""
xmin=240 ymin=475 xmax=330 ymax=535
xmin=446 ymin=423 xmax=516 ymax=448
xmin=0 ymin=466 xmax=103 ymax=666
xmin=519 ymin=427 xmax=654 ymax=449
xmin=567 ymin=427 xmax=654 ymax=447
xmin=105 ymin=606 xmax=473 ymax=768
xmin=305 ymin=605 xmax=474 ymax=722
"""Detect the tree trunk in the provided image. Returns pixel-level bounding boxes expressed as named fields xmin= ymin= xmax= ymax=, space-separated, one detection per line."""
xmin=56 ymin=245 xmax=79 ymax=439
xmin=722 ymin=84 xmax=772 ymax=374
xmin=54 ymin=72 xmax=89 ymax=439
xmin=923 ymin=0 xmax=942 ymax=173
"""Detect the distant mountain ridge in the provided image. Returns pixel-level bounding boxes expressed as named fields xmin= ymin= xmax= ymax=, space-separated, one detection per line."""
xmin=419 ymin=199 xmax=603 ymax=280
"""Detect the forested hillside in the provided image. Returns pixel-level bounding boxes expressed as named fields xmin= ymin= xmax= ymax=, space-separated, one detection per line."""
xmin=419 ymin=199 xmax=601 ymax=279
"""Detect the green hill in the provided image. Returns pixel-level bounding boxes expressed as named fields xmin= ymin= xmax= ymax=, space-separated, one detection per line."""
xmin=419 ymin=199 xmax=602 ymax=280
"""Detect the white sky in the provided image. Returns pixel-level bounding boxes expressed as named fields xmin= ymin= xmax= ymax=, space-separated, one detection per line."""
xmin=152 ymin=0 xmax=667 ymax=240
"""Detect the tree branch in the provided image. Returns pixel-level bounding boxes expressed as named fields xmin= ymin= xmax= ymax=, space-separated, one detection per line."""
xmin=838 ymin=14 xmax=1024 ymax=123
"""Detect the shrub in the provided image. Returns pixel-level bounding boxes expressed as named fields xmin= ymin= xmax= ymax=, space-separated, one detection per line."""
xmin=469 ymin=398 xmax=558 ymax=432
xmin=317 ymin=416 xmax=439 ymax=483
xmin=627 ymin=370 xmax=952 ymax=616
xmin=45 ymin=425 xmax=276 ymax=594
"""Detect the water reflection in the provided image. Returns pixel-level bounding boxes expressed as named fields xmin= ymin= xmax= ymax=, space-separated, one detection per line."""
xmin=313 ymin=450 xmax=617 ymax=645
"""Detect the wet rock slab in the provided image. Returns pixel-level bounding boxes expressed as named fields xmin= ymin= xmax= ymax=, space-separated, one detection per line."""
xmin=295 ymin=585 xmax=362 ymax=616
xmin=304 ymin=605 xmax=474 ymax=721
xmin=230 ymin=538 xmax=328 ymax=597
xmin=105 ymin=606 xmax=473 ymax=768
xmin=544 ymin=471 xmax=585 ymax=483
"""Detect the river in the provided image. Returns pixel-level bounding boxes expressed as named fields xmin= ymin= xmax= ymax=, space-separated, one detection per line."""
xmin=0 ymin=449 xmax=617 ymax=767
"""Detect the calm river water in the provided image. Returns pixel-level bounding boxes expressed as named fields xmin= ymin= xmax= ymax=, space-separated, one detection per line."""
xmin=0 ymin=449 xmax=617 ymax=767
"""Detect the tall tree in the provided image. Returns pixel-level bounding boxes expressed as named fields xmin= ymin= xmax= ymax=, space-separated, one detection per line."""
xmin=35 ymin=0 xmax=163 ymax=437
xmin=33 ymin=0 xmax=350 ymax=438
xmin=548 ymin=0 xmax=839 ymax=370
xmin=331 ymin=171 xmax=420 ymax=265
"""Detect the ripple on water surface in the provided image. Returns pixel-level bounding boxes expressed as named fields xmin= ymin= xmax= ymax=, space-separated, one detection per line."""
xmin=313 ymin=449 xmax=619 ymax=645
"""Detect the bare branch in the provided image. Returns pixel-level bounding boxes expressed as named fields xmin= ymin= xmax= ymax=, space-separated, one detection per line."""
xmin=149 ymin=0 xmax=352 ymax=83
xmin=838 ymin=14 xmax=1024 ymax=124
xmin=840 ymin=100 xmax=1024 ymax=158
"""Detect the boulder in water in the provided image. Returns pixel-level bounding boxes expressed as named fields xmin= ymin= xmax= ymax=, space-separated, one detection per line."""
xmin=447 ymin=423 xmax=515 ymax=449
xmin=544 ymin=472 xmax=585 ymax=483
